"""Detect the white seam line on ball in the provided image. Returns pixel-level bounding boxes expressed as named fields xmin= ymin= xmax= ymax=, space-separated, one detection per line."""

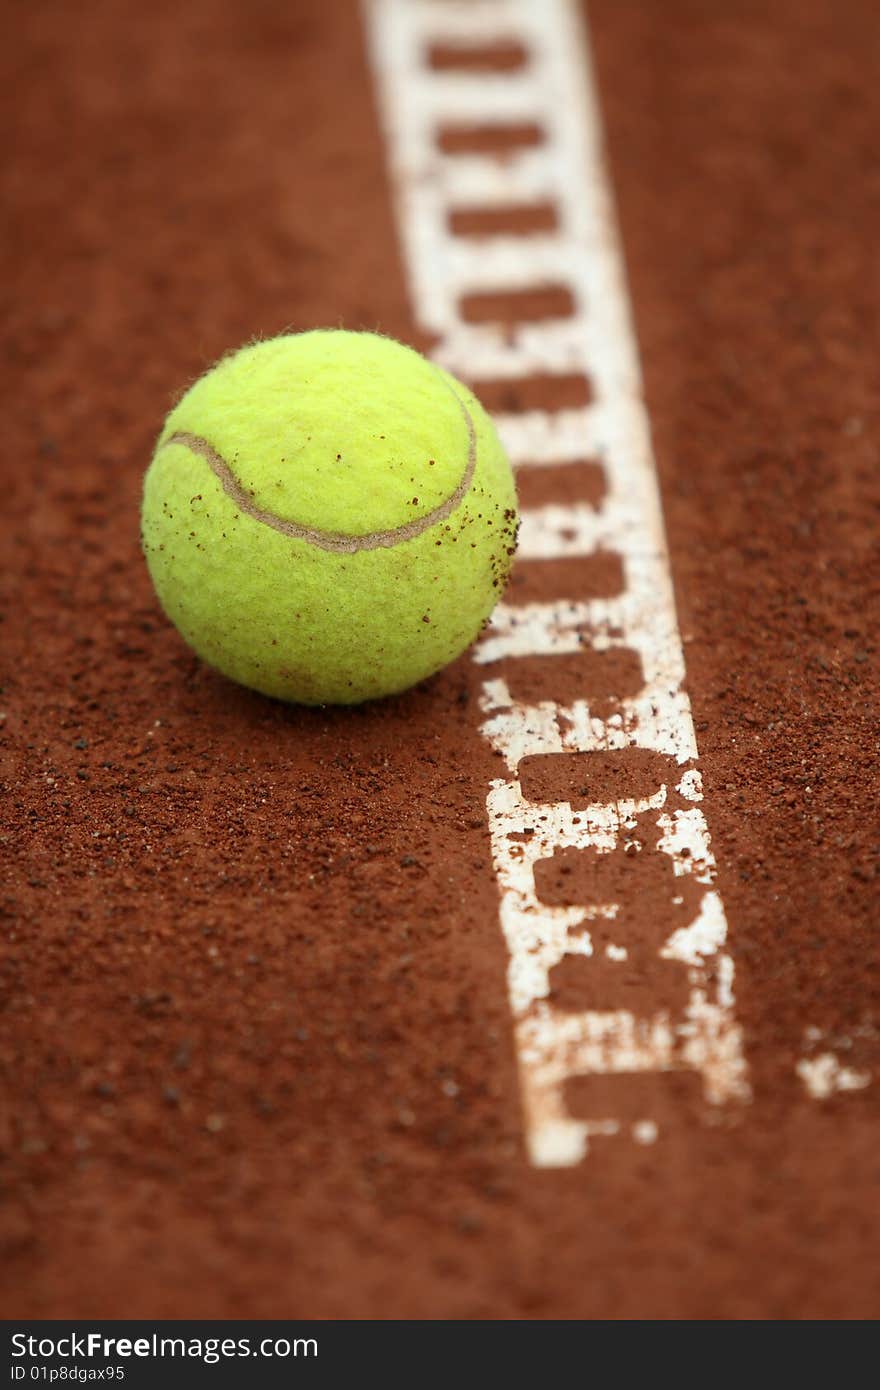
xmin=161 ymin=373 xmax=477 ymax=555
xmin=365 ymin=0 xmax=751 ymax=1165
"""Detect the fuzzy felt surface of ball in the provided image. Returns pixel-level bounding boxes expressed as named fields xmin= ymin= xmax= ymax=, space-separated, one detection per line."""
xmin=141 ymin=330 xmax=518 ymax=703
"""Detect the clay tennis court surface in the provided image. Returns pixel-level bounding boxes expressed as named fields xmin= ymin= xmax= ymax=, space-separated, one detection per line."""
xmin=3 ymin=0 xmax=878 ymax=1319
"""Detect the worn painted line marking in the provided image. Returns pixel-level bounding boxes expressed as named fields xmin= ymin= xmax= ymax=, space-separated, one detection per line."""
xmin=366 ymin=0 xmax=750 ymax=1164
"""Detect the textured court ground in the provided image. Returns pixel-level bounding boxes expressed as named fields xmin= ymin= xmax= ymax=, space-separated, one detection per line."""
xmin=2 ymin=0 xmax=878 ymax=1318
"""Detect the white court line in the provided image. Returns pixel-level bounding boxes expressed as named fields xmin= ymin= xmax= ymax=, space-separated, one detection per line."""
xmin=365 ymin=0 xmax=750 ymax=1164
xmin=797 ymin=1053 xmax=871 ymax=1100
xmin=797 ymin=1021 xmax=876 ymax=1098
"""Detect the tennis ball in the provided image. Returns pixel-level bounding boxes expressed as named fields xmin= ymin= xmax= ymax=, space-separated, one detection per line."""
xmin=141 ymin=330 xmax=518 ymax=704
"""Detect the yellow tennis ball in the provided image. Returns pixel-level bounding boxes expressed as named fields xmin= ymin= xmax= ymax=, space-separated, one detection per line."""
xmin=141 ymin=330 xmax=518 ymax=704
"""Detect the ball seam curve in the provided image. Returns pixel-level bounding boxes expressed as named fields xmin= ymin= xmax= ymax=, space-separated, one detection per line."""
xmin=160 ymin=390 xmax=478 ymax=555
